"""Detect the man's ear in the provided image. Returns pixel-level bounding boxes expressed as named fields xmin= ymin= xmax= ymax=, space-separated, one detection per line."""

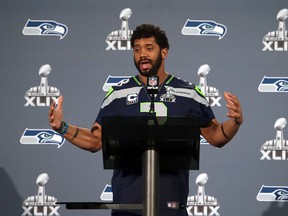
xmin=161 ymin=48 xmax=168 ymax=59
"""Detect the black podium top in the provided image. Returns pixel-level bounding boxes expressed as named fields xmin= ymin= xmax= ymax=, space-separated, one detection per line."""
xmin=102 ymin=116 xmax=200 ymax=170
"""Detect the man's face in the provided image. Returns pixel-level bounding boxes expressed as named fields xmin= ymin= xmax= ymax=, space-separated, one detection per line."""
xmin=133 ymin=37 xmax=163 ymax=77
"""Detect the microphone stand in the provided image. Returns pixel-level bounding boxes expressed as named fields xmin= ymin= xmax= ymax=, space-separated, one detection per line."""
xmin=144 ymin=75 xmax=160 ymax=216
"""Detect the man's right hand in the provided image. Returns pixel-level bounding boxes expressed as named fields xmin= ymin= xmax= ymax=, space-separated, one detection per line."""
xmin=49 ymin=95 xmax=64 ymax=130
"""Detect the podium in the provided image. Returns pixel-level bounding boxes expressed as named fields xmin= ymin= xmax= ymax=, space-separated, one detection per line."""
xmin=58 ymin=116 xmax=200 ymax=216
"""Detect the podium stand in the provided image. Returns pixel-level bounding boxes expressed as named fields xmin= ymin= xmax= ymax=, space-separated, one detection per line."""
xmin=58 ymin=116 xmax=200 ymax=216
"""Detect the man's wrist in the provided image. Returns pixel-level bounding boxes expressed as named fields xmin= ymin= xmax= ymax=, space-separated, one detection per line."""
xmin=54 ymin=121 xmax=69 ymax=135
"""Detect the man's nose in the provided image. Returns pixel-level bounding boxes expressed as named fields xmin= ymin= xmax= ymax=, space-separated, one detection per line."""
xmin=139 ymin=49 xmax=148 ymax=57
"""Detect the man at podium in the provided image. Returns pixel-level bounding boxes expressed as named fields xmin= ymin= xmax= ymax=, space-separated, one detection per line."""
xmin=48 ymin=24 xmax=243 ymax=216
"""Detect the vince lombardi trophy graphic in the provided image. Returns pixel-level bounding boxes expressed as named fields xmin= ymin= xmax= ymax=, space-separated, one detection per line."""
xmin=274 ymin=118 xmax=287 ymax=149
xmin=26 ymin=64 xmax=60 ymax=97
xmin=277 ymin=9 xmax=288 ymax=41
xmin=197 ymin=64 xmax=220 ymax=99
xmin=263 ymin=8 xmax=288 ymax=45
xmin=196 ymin=173 xmax=208 ymax=204
xmin=187 ymin=173 xmax=219 ymax=215
xmin=120 ymin=8 xmax=132 ymax=40
xmin=22 ymin=173 xmax=60 ymax=216
xmin=262 ymin=118 xmax=288 ymax=151
xmin=106 ymin=8 xmax=133 ymax=41
xmin=25 ymin=64 xmax=60 ymax=106
xmin=39 ymin=64 xmax=51 ymax=96
xmin=36 ymin=173 xmax=49 ymax=205
xmin=197 ymin=64 xmax=210 ymax=96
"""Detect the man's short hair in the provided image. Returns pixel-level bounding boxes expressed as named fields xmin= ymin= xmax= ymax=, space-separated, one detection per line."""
xmin=130 ymin=24 xmax=170 ymax=50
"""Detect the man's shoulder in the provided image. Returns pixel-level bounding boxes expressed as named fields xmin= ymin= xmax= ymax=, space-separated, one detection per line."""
xmin=168 ymin=75 xmax=196 ymax=89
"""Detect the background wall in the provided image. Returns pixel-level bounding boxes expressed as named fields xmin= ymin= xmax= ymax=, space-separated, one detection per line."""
xmin=0 ymin=0 xmax=288 ymax=215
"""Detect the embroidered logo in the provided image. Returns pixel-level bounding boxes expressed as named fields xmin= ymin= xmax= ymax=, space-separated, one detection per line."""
xmin=126 ymin=93 xmax=138 ymax=105
xmin=160 ymin=86 xmax=176 ymax=103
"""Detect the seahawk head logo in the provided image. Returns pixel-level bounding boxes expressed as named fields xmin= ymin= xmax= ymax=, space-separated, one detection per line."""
xmin=20 ymin=128 xmax=65 ymax=148
xmin=275 ymin=79 xmax=288 ymax=91
xmin=182 ymin=20 xmax=227 ymax=39
xmin=274 ymin=189 xmax=288 ymax=201
xmin=22 ymin=19 xmax=68 ymax=39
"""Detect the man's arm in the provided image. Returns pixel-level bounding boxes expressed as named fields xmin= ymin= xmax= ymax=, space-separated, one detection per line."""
xmin=201 ymin=91 xmax=243 ymax=148
xmin=48 ymin=95 xmax=102 ymax=152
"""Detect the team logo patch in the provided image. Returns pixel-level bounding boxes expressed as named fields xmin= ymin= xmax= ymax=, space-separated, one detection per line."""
xmin=160 ymin=86 xmax=176 ymax=103
xmin=181 ymin=20 xmax=227 ymax=40
xmin=126 ymin=93 xmax=138 ymax=105
xmin=22 ymin=19 xmax=68 ymax=39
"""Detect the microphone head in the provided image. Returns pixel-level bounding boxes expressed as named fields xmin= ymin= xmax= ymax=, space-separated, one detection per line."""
xmin=147 ymin=76 xmax=159 ymax=94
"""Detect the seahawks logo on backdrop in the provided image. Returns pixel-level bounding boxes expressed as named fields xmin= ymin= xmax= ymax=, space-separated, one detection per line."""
xmin=22 ymin=19 xmax=68 ymax=39
xmin=100 ymin=184 xmax=113 ymax=201
xmin=258 ymin=76 xmax=288 ymax=92
xmin=20 ymin=129 xmax=65 ymax=148
xmin=181 ymin=20 xmax=227 ymax=39
xmin=103 ymin=75 xmax=131 ymax=92
xmin=257 ymin=185 xmax=288 ymax=201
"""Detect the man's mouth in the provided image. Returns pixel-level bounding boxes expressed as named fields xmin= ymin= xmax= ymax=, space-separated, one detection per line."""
xmin=139 ymin=59 xmax=151 ymax=71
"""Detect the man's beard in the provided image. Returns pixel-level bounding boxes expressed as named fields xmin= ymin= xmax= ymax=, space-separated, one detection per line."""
xmin=134 ymin=53 xmax=162 ymax=77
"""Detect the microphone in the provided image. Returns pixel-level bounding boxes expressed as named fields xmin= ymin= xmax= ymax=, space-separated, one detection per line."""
xmin=146 ymin=75 xmax=159 ymax=114
xmin=146 ymin=75 xmax=159 ymax=95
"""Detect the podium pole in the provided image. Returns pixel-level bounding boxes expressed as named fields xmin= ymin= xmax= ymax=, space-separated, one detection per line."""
xmin=142 ymin=141 xmax=159 ymax=216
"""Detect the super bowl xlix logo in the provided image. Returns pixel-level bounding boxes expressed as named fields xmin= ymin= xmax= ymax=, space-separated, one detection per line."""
xmin=24 ymin=64 xmax=60 ymax=107
xmin=262 ymin=9 xmax=288 ymax=51
xmin=260 ymin=118 xmax=288 ymax=160
xmin=197 ymin=64 xmax=221 ymax=107
xmin=106 ymin=8 xmax=133 ymax=50
xmin=22 ymin=173 xmax=60 ymax=216
xmin=187 ymin=173 xmax=220 ymax=215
